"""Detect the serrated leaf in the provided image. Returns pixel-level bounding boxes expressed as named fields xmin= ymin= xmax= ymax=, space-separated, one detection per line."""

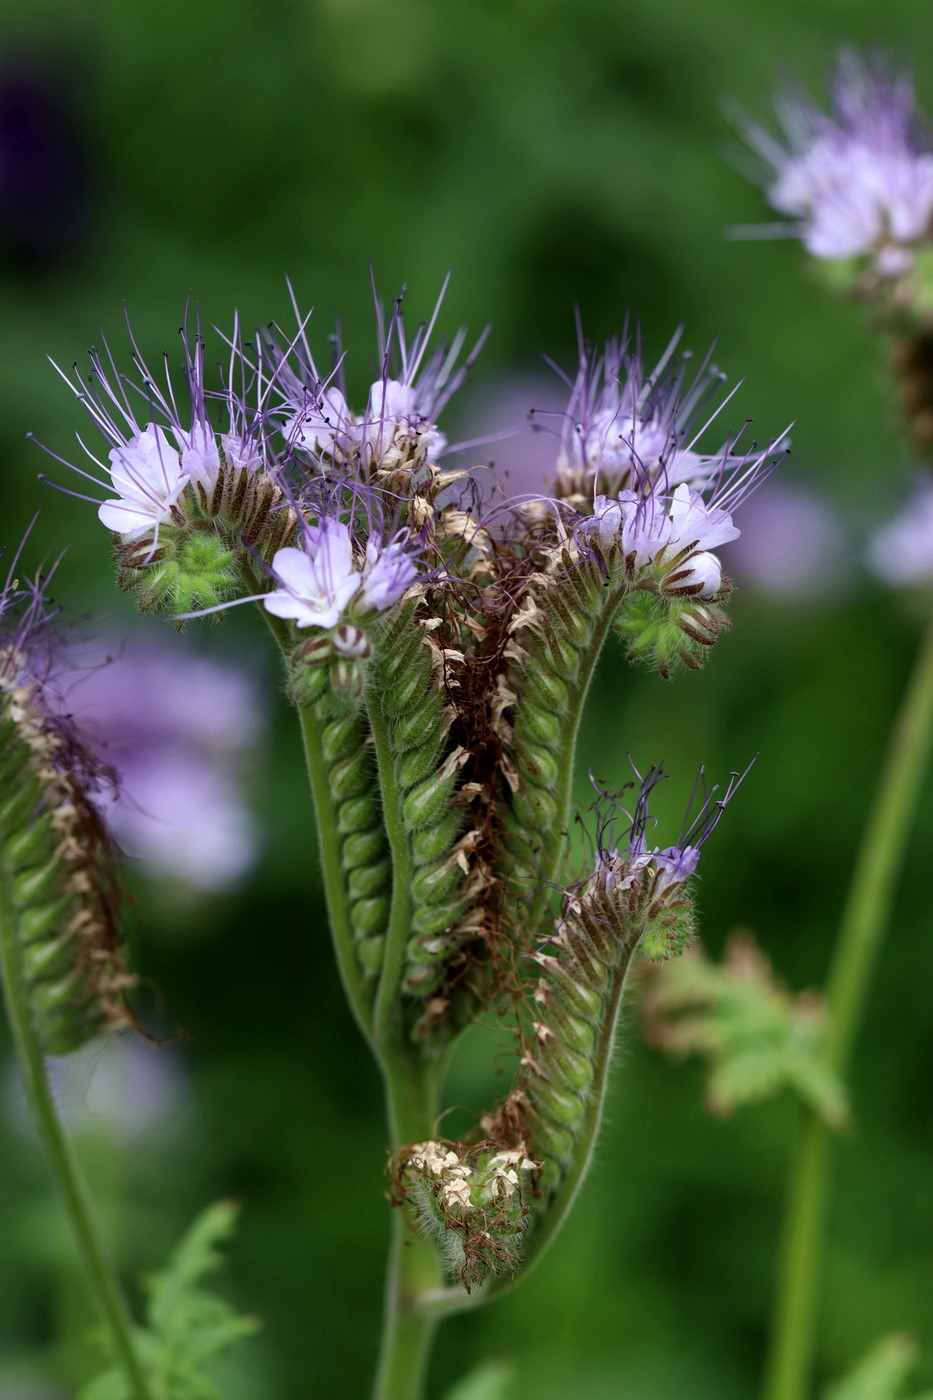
xmin=79 ymin=1202 xmax=259 ymax=1400
xmin=822 ymin=1333 xmax=919 ymax=1400
xmin=642 ymin=932 xmax=847 ymax=1125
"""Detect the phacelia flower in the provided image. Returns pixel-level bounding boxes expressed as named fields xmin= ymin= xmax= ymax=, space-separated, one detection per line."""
xmin=263 ymin=516 xmax=419 ymax=631
xmin=868 ymin=475 xmax=933 ymax=586
xmin=557 ymin=327 xmax=788 ymax=601
xmin=743 ymin=50 xmax=933 ymax=277
xmin=587 ymin=760 xmax=749 ymax=917
xmin=45 ymin=312 xmax=266 ymax=541
xmin=267 ymin=277 xmax=486 ymax=477
xmin=583 ymin=482 xmax=741 ymax=598
xmin=550 ymin=328 xmax=749 ymax=505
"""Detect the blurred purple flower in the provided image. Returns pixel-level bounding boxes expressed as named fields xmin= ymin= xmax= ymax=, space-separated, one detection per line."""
xmin=70 ymin=634 xmax=263 ymax=892
xmin=743 ymin=50 xmax=933 ymax=277
xmin=8 ymin=1036 xmax=187 ymax=1142
xmin=868 ymin=476 xmax=933 ymax=586
xmin=718 ymin=478 xmax=849 ymax=599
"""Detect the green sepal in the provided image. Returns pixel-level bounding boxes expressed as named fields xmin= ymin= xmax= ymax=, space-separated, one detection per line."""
xmin=134 ymin=529 xmax=238 ymax=615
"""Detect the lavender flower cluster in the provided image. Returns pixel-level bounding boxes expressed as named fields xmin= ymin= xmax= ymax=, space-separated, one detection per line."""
xmin=47 ymin=286 xmax=787 ymax=658
xmin=745 ymin=49 xmax=933 ymax=280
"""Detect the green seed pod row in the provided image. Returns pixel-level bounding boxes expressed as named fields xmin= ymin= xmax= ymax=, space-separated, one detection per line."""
xmin=0 ymin=691 xmax=132 ymax=1057
xmin=370 ymin=616 xmax=473 ymax=1001
xmin=486 ymin=862 xmax=697 ymax=1206
xmin=315 ymin=710 xmax=391 ymax=979
xmin=500 ymin=559 xmax=609 ymax=890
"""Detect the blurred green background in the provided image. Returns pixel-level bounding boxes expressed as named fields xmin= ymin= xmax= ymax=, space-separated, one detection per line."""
xmin=1 ymin=0 xmax=932 ymax=1396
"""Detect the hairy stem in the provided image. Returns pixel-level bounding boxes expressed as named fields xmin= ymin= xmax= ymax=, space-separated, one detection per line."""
xmin=0 ymin=890 xmax=151 ymax=1399
xmin=373 ymin=1053 xmax=449 ymax=1400
xmin=763 ymin=608 xmax=933 ymax=1400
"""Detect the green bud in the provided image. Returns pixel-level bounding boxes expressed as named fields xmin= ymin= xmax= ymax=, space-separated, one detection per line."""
xmin=351 ymin=896 xmax=390 ymax=938
xmin=524 ymin=667 xmax=568 ymax=711
xmin=133 ymin=528 xmax=238 ymax=615
xmin=322 ymin=715 xmax=361 ymax=764
xmin=343 ymin=829 xmax=385 ymax=867
xmin=402 ymin=759 xmax=463 ymax=830
xmin=331 ymin=658 xmax=366 ymax=702
xmin=357 ymin=936 xmax=385 ymax=975
xmin=348 ymin=859 xmax=391 ymax=900
xmin=520 ymin=705 xmax=562 ymax=745
xmin=411 ymin=810 xmax=463 ymax=864
xmin=338 ymin=794 xmax=379 ymax=835
xmin=396 ymin=735 xmax=446 ymax=790
xmin=411 ymin=855 xmax=462 ymax=903
xmin=393 ymin=690 xmax=445 ymax=751
xmin=411 ymin=896 xmax=468 ymax=936
xmin=511 ymin=787 xmax=559 ymax=829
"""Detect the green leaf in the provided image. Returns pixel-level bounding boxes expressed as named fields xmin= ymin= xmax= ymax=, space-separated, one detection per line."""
xmin=79 ymin=1202 xmax=259 ymax=1400
xmin=642 ymin=932 xmax=848 ymax=1125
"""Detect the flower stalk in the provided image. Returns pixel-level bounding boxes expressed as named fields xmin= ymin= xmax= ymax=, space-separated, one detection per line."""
xmin=762 ymin=606 xmax=933 ymax=1400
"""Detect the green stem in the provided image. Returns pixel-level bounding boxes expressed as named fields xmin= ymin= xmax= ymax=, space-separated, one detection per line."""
xmin=373 ymin=1053 xmax=449 ymax=1400
xmin=0 ymin=891 xmax=151 ymax=1399
xmin=296 ymin=703 xmax=378 ymax=1055
xmin=367 ymin=689 xmax=414 ymax=1050
xmin=763 ymin=608 xmax=933 ymax=1400
xmin=516 ymin=582 xmax=628 ymax=932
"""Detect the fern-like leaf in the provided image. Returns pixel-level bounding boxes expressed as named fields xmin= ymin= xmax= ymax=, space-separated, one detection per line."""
xmin=642 ymin=932 xmax=848 ymax=1125
xmin=80 ymin=1201 xmax=259 ymax=1400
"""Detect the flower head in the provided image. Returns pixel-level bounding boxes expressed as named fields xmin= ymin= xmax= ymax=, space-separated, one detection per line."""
xmin=266 ymin=277 xmax=486 ymax=477
xmin=587 ymin=759 xmax=750 ymax=914
xmin=44 ymin=310 xmax=266 ymax=542
xmin=743 ymin=50 xmax=933 ymax=276
xmin=550 ymin=328 xmax=747 ymax=505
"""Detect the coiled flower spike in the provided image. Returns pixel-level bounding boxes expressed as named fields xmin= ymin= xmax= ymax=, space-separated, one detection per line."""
xmin=0 ymin=530 xmax=133 ymax=1055
xmin=398 ymin=762 xmax=749 ymax=1288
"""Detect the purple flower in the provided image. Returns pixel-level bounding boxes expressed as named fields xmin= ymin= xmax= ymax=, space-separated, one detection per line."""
xmin=868 ymin=475 xmax=933 ymax=586
xmin=45 ymin=312 xmax=265 ymax=540
xmin=551 ymin=328 xmax=748 ymax=501
xmin=589 ymin=760 xmax=750 ymax=904
xmin=266 ymin=277 xmax=486 ymax=474
xmin=743 ymin=50 xmax=933 ymax=276
xmin=263 ymin=515 xmax=419 ymax=629
xmin=582 ymin=479 xmax=752 ymax=599
xmin=264 ymin=520 xmax=362 ymax=629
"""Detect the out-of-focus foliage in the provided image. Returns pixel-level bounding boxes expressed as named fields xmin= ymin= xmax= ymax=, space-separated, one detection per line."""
xmin=442 ymin=1359 xmax=516 ymax=1400
xmin=79 ymin=1202 xmax=258 ymax=1400
xmin=823 ymin=1333 xmax=933 ymax=1400
xmin=642 ymin=933 xmax=848 ymax=1124
xmin=2 ymin=0 xmax=933 ymax=1397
